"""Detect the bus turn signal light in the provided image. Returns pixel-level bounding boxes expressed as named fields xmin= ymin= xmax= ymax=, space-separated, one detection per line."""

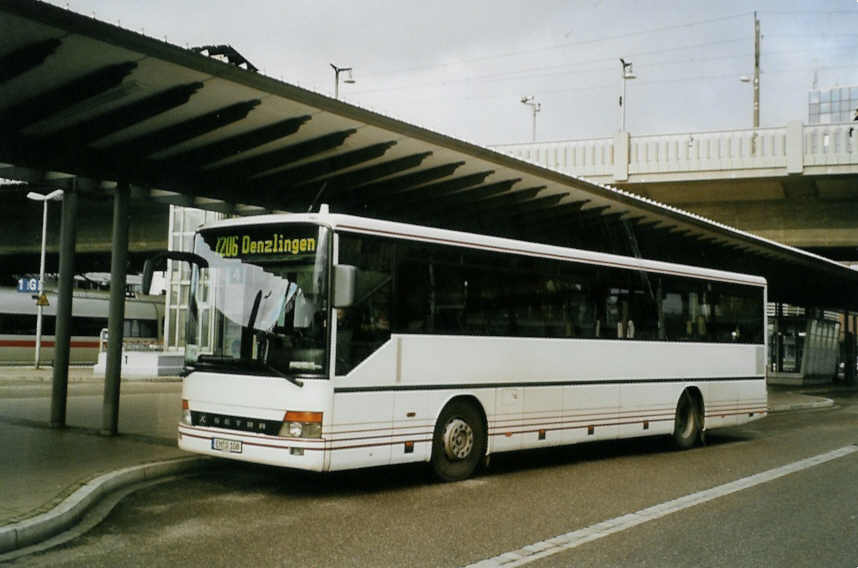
xmin=181 ymin=399 xmax=191 ymax=425
xmin=280 ymin=411 xmax=323 ymax=439
xmin=285 ymin=411 xmax=322 ymax=423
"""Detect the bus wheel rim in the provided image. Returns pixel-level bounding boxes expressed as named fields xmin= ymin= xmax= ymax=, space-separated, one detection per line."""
xmin=443 ymin=418 xmax=474 ymax=460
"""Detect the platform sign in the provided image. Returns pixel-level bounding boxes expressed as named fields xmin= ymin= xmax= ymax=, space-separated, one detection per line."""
xmin=17 ymin=277 xmax=38 ymax=293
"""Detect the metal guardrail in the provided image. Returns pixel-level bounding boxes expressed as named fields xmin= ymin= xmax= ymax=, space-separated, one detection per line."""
xmin=494 ymin=121 xmax=858 ymax=183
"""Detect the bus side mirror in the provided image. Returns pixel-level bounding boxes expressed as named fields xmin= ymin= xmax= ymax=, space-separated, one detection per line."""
xmin=141 ymin=251 xmax=209 ymax=295
xmin=333 ymin=265 xmax=357 ymax=308
xmin=142 ymin=258 xmax=156 ymax=295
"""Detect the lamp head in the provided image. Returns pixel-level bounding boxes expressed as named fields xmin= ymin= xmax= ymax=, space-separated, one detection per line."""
xmin=26 ymin=189 xmax=63 ymax=202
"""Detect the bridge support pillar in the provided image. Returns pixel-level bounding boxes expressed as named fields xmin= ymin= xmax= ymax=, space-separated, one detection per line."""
xmin=101 ymin=183 xmax=130 ymax=436
xmin=50 ymin=181 xmax=79 ymax=428
xmin=786 ymin=120 xmax=804 ymax=174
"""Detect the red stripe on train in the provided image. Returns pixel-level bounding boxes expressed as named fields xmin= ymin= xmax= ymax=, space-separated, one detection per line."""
xmin=0 ymin=339 xmax=100 ymax=348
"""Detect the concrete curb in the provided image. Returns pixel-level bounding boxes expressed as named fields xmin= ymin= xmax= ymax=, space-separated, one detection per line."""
xmin=0 ymin=456 xmax=210 ymax=554
xmin=768 ymin=397 xmax=834 ymax=413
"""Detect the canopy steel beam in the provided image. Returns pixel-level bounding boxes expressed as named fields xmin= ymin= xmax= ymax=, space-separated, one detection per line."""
xmin=409 ymin=183 xmax=543 ymax=227
xmin=473 ymin=186 xmax=546 ymax=213
xmin=284 ymin=151 xmax=434 ymax=209
xmin=0 ymin=62 xmax=137 ymax=132
xmin=575 ymin=210 xmax=626 ymax=230
xmin=41 ymin=81 xmax=205 ymax=150
xmin=156 ymin=114 xmax=311 ymax=170
xmin=413 ymin=178 xmax=523 ymax=216
xmin=108 ymin=99 xmax=261 ymax=159
xmin=203 ymin=128 xmax=357 ymax=183
xmin=441 ymin=192 xmax=569 ymax=231
xmin=474 ymin=194 xmax=581 ymax=225
xmin=0 ymin=38 xmax=62 ymax=83
xmin=257 ymin=140 xmax=398 ymax=190
xmin=370 ymin=171 xmax=495 ymax=214
xmin=344 ymin=161 xmax=465 ymax=205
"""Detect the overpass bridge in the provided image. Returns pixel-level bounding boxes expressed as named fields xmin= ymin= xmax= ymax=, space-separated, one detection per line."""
xmin=494 ymin=122 xmax=858 ymax=254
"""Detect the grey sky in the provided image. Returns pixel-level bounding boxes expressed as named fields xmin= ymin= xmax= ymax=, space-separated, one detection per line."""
xmin=47 ymin=1 xmax=858 ymax=145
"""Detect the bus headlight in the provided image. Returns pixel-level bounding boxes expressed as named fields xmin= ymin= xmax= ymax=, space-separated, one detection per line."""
xmin=279 ymin=411 xmax=323 ymax=438
xmin=181 ymin=399 xmax=191 ymax=425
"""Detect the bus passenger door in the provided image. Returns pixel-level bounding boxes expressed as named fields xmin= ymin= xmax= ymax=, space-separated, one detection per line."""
xmin=492 ymin=387 xmax=523 ymax=452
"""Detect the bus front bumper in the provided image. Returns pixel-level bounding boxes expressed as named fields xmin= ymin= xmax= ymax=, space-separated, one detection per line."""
xmin=178 ymin=423 xmax=326 ymax=471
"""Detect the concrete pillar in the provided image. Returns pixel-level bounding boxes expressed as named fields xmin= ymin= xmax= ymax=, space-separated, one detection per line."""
xmin=101 ymin=183 xmax=130 ymax=436
xmin=774 ymin=303 xmax=783 ymax=373
xmin=50 ymin=182 xmax=79 ymax=428
xmin=846 ymin=312 xmax=857 ymax=385
xmin=786 ymin=120 xmax=803 ymax=174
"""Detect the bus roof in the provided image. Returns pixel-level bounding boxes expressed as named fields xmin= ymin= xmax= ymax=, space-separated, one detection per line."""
xmin=200 ymin=208 xmax=767 ymax=288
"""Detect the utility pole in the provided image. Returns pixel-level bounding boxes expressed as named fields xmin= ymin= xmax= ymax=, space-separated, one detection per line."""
xmin=618 ymin=58 xmax=636 ymax=132
xmin=753 ymin=11 xmax=760 ymax=129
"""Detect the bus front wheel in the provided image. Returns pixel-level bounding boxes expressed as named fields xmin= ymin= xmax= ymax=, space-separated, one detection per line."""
xmin=672 ymin=389 xmax=702 ymax=450
xmin=431 ymin=399 xmax=486 ymax=482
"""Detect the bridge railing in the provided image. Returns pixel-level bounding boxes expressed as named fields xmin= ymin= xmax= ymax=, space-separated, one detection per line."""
xmin=628 ymin=126 xmax=787 ymax=174
xmin=493 ymin=121 xmax=857 ymax=182
xmin=495 ymin=136 xmax=615 ymax=177
xmin=804 ymin=123 xmax=857 ymax=166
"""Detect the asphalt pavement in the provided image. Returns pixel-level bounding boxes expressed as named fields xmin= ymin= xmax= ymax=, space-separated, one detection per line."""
xmin=0 ymin=364 xmax=849 ymax=555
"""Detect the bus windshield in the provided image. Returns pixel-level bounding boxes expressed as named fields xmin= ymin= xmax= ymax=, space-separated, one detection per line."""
xmin=185 ymin=223 xmax=329 ymax=379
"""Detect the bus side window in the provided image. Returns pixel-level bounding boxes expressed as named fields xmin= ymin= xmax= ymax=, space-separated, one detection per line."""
xmin=335 ymin=235 xmax=394 ymax=376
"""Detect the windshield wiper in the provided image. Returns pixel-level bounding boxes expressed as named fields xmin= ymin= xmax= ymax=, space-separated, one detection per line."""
xmin=259 ymin=361 xmax=304 ymax=387
xmin=193 ymin=355 xmax=304 ymax=387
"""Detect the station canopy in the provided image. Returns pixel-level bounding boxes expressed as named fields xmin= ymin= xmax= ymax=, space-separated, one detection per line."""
xmin=2 ymin=0 xmax=857 ymax=310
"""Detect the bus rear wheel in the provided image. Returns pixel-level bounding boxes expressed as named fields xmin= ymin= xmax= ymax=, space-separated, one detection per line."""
xmin=431 ymin=400 xmax=486 ymax=482
xmin=672 ymin=389 xmax=702 ymax=450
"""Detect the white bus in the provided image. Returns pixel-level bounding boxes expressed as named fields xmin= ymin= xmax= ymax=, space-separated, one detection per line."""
xmin=174 ymin=206 xmax=767 ymax=481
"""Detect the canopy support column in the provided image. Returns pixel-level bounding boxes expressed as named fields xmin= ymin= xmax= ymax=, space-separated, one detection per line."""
xmin=50 ymin=181 xmax=79 ymax=428
xmin=101 ymin=183 xmax=130 ymax=436
xmin=846 ymin=311 xmax=857 ymax=385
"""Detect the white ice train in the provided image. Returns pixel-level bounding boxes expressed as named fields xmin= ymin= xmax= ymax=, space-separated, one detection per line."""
xmin=0 ymin=286 xmax=164 ymax=364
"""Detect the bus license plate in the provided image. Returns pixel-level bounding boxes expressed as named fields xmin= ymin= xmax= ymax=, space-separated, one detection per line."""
xmin=212 ymin=438 xmax=242 ymax=454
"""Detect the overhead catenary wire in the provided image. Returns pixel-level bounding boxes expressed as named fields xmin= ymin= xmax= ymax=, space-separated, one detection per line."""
xmin=351 ymin=41 xmax=858 ymax=99
xmin=360 ymin=11 xmax=756 ymax=78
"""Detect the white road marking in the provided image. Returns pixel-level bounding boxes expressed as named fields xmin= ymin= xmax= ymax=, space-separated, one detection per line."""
xmin=464 ymin=445 xmax=858 ymax=568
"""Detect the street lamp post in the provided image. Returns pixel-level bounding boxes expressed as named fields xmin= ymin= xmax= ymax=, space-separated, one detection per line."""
xmin=618 ymin=58 xmax=636 ymax=132
xmin=330 ymin=63 xmax=355 ymax=99
xmin=520 ymin=96 xmax=541 ymax=142
xmin=26 ymin=189 xmax=63 ymax=369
